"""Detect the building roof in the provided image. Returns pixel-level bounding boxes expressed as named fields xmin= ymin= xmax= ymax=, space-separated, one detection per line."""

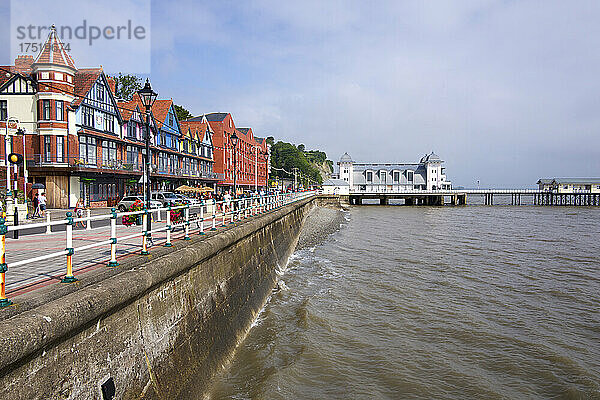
xmin=72 ymin=68 xmax=103 ymax=107
xmin=203 ymin=112 xmax=229 ymax=122
xmin=237 ymin=127 xmax=250 ymax=135
xmin=34 ymin=25 xmax=76 ymax=70
xmin=340 ymin=152 xmax=353 ymax=162
xmin=352 ymin=163 xmax=422 ymax=172
xmin=322 ymin=179 xmax=350 ymax=186
xmin=116 ymin=99 xmax=140 ymax=121
xmin=540 ymin=178 xmax=600 ymax=185
xmin=254 ymin=137 xmax=265 ymax=144
xmin=179 ymin=120 xmax=209 ymax=141
xmin=150 ymin=99 xmax=174 ymax=127
xmin=537 ymin=178 xmax=554 ymax=184
xmin=420 ymin=152 xmax=442 ymax=163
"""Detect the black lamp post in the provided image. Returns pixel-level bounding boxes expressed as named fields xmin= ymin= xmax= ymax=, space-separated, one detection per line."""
xmin=137 ymin=79 xmax=158 ymax=234
xmin=231 ymin=131 xmax=239 ymax=195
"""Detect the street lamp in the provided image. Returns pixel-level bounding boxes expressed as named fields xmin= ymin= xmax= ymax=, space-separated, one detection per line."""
xmin=231 ymin=131 xmax=239 ymax=195
xmin=137 ymin=79 xmax=158 ymax=235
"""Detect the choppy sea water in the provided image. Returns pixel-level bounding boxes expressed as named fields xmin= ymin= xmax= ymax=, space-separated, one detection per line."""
xmin=208 ymin=205 xmax=600 ymax=399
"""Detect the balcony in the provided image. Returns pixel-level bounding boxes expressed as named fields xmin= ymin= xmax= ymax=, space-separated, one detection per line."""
xmin=27 ymin=154 xmax=143 ymax=173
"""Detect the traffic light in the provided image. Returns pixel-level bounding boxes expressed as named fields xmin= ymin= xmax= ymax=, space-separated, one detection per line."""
xmin=8 ymin=153 xmax=23 ymax=165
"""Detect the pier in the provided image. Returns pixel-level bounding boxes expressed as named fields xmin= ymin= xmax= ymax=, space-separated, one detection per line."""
xmin=345 ymin=189 xmax=600 ymax=206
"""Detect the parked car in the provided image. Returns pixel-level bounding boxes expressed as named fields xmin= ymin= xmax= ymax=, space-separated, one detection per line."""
xmin=175 ymin=194 xmax=201 ymax=206
xmin=151 ymin=191 xmax=180 ymax=206
xmin=117 ymin=196 xmax=161 ymax=212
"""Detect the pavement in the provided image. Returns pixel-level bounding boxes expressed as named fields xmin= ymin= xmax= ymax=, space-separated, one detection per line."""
xmin=3 ymin=205 xmax=245 ymax=297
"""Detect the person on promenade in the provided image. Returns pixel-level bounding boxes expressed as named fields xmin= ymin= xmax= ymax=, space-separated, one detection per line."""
xmin=31 ymin=191 xmax=40 ymax=218
xmin=74 ymin=198 xmax=85 ymax=228
xmin=39 ymin=192 xmax=47 ymax=218
xmin=223 ymin=191 xmax=232 ymax=213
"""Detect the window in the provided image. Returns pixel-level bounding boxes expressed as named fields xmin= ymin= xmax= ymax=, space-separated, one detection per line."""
xmin=82 ymin=106 xmax=94 ymax=127
xmin=0 ymin=100 xmax=6 ymax=121
xmin=168 ymin=113 xmax=173 ymax=126
xmin=96 ymin=84 xmax=104 ymax=101
xmin=56 ymin=100 xmax=64 ymax=121
xmin=126 ymin=145 xmax=139 ymax=168
xmin=407 ymin=171 xmax=414 ymax=183
xmin=54 ymin=72 xmax=63 ymax=81
xmin=393 ymin=171 xmax=400 ymax=183
xmin=44 ymin=136 xmax=52 ymax=162
xmin=79 ymin=136 xmax=97 ymax=165
xmin=366 ymin=171 xmax=373 ymax=182
xmin=104 ymin=114 xmax=114 ymax=133
xmin=102 ymin=140 xmax=117 ymax=166
xmin=56 ymin=136 xmax=64 ymax=163
xmin=380 ymin=171 xmax=386 ymax=183
xmin=158 ymin=152 xmax=168 ymax=172
xmin=42 ymin=100 xmax=51 ymax=120
xmin=127 ymin=121 xmax=136 ymax=138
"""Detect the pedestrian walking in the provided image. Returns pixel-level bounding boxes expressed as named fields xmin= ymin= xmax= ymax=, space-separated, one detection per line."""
xmin=32 ymin=191 xmax=40 ymax=218
xmin=39 ymin=192 xmax=47 ymax=218
xmin=74 ymin=198 xmax=85 ymax=228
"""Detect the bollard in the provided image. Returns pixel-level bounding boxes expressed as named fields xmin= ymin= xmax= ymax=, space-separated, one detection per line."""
xmin=199 ymin=201 xmax=205 ymax=235
xmin=184 ymin=205 xmax=191 ymax=240
xmin=222 ymin=205 xmax=226 ymax=226
xmin=0 ymin=218 xmax=12 ymax=307
xmin=156 ymin=207 xmax=162 ymax=222
xmin=141 ymin=210 xmax=149 ymax=255
xmin=164 ymin=206 xmax=173 ymax=247
xmin=230 ymin=201 xmax=235 ymax=224
xmin=108 ymin=208 xmax=119 ymax=267
xmin=61 ymin=212 xmax=77 ymax=283
xmin=86 ymin=208 xmax=91 ymax=230
xmin=45 ymin=211 xmax=51 ymax=234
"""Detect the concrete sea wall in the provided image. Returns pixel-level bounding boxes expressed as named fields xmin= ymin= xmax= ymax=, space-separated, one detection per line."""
xmin=0 ymin=197 xmax=314 ymax=400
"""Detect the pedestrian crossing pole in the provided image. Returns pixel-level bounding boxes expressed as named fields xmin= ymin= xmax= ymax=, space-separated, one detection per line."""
xmin=164 ymin=206 xmax=173 ymax=247
xmin=61 ymin=212 xmax=77 ymax=283
xmin=108 ymin=208 xmax=119 ymax=267
xmin=0 ymin=218 xmax=12 ymax=307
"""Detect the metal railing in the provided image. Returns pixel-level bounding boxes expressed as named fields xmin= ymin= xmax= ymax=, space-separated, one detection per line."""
xmin=349 ymin=189 xmax=544 ymax=195
xmin=0 ymin=190 xmax=315 ymax=307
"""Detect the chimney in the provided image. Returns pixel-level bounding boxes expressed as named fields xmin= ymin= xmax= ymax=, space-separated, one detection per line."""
xmin=14 ymin=55 xmax=34 ymax=73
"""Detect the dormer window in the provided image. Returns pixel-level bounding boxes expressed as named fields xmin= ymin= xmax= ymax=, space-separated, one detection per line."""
xmin=407 ymin=171 xmax=414 ymax=183
xmin=393 ymin=171 xmax=400 ymax=183
xmin=380 ymin=171 xmax=387 ymax=183
xmin=366 ymin=171 xmax=373 ymax=183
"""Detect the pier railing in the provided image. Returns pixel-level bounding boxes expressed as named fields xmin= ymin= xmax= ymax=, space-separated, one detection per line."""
xmin=350 ymin=189 xmax=544 ymax=195
xmin=0 ymin=190 xmax=315 ymax=307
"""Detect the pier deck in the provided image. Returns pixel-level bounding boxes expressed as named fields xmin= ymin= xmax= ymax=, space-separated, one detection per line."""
xmin=346 ymin=190 xmax=600 ymax=206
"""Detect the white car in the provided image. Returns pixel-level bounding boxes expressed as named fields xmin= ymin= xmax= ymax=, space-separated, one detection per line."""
xmin=117 ymin=196 xmax=161 ymax=212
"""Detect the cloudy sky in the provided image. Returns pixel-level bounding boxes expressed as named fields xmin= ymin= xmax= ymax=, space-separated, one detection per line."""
xmin=2 ymin=0 xmax=600 ymax=187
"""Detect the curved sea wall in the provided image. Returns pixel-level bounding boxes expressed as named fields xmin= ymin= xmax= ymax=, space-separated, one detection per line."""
xmin=0 ymin=196 xmax=314 ymax=400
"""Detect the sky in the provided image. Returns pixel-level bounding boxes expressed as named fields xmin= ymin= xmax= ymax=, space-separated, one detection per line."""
xmin=2 ymin=0 xmax=600 ymax=187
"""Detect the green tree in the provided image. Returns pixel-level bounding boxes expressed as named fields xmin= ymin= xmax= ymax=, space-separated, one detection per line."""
xmin=174 ymin=104 xmax=193 ymax=121
xmin=112 ymin=73 xmax=143 ymax=101
xmin=266 ymin=136 xmax=275 ymax=146
xmin=269 ymin=141 xmax=324 ymax=185
xmin=298 ymin=143 xmax=305 ymax=152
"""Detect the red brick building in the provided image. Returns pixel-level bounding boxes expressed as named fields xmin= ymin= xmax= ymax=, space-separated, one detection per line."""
xmin=184 ymin=113 xmax=269 ymax=193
